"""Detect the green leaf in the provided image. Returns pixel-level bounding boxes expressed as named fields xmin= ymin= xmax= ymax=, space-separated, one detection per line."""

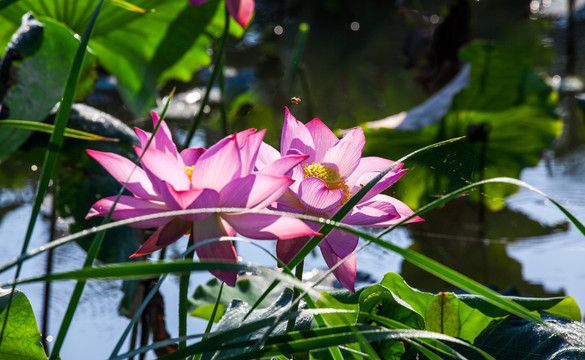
xmin=0 ymin=289 xmax=47 ymax=360
xmin=358 ymin=284 xmax=425 ymax=330
xmin=380 ymin=273 xmax=436 ymax=317
xmin=0 ymin=0 xmax=245 ymax=115
xmin=379 ymin=273 xmax=505 ymax=343
xmin=86 ymin=0 xmax=222 ymax=113
xmin=188 ymin=276 xmax=275 ymax=322
xmin=425 ymin=292 xmax=494 ymax=343
xmin=0 ymin=0 xmax=18 ymax=11
xmin=0 ymin=14 xmax=96 ymax=158
xmin=316 ymin=290 xmax=361 ymax=326
xmin=456 ymin=294 xmax=582 ymax=322
xmin=455 ymin=40 xmax=551 ymax=111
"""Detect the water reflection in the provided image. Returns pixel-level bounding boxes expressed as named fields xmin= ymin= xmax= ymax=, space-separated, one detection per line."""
xmin=401 ymin=198 xmax=568 ymax=297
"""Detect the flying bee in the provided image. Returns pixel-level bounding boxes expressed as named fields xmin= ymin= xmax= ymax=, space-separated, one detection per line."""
xmin=290 ymin=97 xmax=301 ymax=104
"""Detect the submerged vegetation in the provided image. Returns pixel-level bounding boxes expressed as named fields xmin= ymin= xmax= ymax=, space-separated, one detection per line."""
xmin=0 ymin=0 xmax=584 ymax=359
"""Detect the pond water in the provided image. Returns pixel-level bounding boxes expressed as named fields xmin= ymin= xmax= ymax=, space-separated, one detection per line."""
xmin=1 ymin=0 xmax=585 ymax=359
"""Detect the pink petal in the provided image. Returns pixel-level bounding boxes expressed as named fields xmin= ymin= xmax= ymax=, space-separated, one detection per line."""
xmin=272 ymin=194 xmax=305 ymax=213
xmin=193 ymin=215 xmax=239 ymax=286
xmin=151 ymin=112 xmax=179 ymax=157
xmin=191 ymin=134 xmax=242 ymax=191
xmin=305 ymin=118 xmax=339 ymax=162
xmin=235 ymin=128 xmax=256 ymax=143
xmin=134 ymin=127 xmax=151 ymax=148
xmin=256 ymin=142 xmax=281 ymax=171
xmin=318 ymin=228 xmax=358 ymax=259
xmin=276 ymin=236 xmax=311 ymax=266
xmin=221 ymin=212 xmax=319 ymax=240
xmin=226 ymin=0 xmax=255 ymax=28
xmin=131 ymin=217 xmax=191 ymax=257
xmin=341 ymin=200 xmax=400 ymax=227
xmin=134 ymin=146 xmax=190 ymax=192
xmin=219 ymin=173 xmax=292 ymax=209
xmin=260 ymin=154 xmax=308 ymax=176
xmin=321 ymin=247 xmax=357 ymax=293
xmin=321 ymin=126 xmax=365 ymax=178
xmin=86 ymin=149 xmax=159 ymax=201
xmin=86 ymin=195 xmax=170 ymax=228
xmin=287 ymin=165 xmax=304 ymax=197
xmin=360 ymin=194 xmax=423 ymax=226
xmin=280 ymin=107 xmax=315 ymax=162
xmin=298 ymin=177 xmax=343 ymax=214
xmin=158 ymin=183 xmax=219 ymax=221
xmin=135 ymin=112 xmax=180 ymax=158
xmin=220 ymin=217 xmax=237 ymax=237
xmin=346 ymin=157 xmax=406 ymax=202
xmin=180 ymin=147 xmax=206 ymax=167
xmin=237 ymin=129 xmax=264 ymax=175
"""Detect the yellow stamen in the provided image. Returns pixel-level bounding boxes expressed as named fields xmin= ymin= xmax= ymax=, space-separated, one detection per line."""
xmin=302 ymin=163 xmax=350 ymax=205
xmin=185 ymin=165 xmax=195 ymax=181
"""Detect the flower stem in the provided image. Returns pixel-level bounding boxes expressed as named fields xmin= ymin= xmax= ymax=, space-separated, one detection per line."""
xmin=285 ymin=260 xmax=304 ymax=332
xmin=179 ymin=230 xmax=195 ymax=349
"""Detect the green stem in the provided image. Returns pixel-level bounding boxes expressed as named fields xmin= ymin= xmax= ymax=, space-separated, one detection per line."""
xmin=287 ymin=23 xmax=310 ymax=93
xmin=179 ymin=231 xmax=195 ymax=349
xmin=129 ymin=321 xmax=138 ymax=360
xmin=219 ymin=49 xmax=228 ymax=137
xmin=183 ymin=2 xmax=230 ymax=149
xmin=285 ymin=260 xmax=304 ymax=333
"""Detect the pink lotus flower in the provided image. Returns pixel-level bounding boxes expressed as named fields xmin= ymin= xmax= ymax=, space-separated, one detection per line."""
xmin=189 ymin=0 xmax=254 ymax=28
xmin=86 ymin=111 xmax=318 ymax=286
xmin=256 ymin=108 xmax=423 ymax=292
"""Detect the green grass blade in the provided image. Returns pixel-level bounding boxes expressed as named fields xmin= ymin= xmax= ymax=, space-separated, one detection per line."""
xmin=112 ymin=308 xmax=352 ymax=360
xmin=44 ymin=4 xmax=106 ymax=356
xmin=155 ymin=325 xmax=486 ymax=360
xmin=2 ymin=261 xmax=318 ymax=299
xmin=0 ymin=119 xmax=120 ymax=141
xmin=204 ymin=281 xmax=224 ymax=334
xmin=349 ymin=325 xmax=382 ymax=360
xmin=0 ymin=0 xmax=104 ymax=352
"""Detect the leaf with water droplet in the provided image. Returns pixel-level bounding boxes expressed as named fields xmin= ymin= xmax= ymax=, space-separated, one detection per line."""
xmin=0 ymin=288 xmax=48 ymax=359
